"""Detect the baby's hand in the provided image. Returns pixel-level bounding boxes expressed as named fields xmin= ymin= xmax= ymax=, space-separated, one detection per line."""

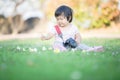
xmin=40 ymin=32 xmax=54 ymax=40
xmin=40 ymin=34 xmax=48 ymax=40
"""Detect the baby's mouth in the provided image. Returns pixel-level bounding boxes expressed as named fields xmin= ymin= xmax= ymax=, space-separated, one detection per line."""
xmin=59 ymin=24 xmax=64 ymax=27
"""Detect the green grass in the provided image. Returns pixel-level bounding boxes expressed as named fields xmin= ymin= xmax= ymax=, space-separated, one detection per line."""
xmin=0 ymin=38 xmax=120 ymax=80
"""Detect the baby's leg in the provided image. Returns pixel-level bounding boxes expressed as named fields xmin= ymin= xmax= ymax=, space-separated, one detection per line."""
xmin=77 ymin=44 xmax=91 ymax=50
xmin=77 ymin=44 xmax=104 ymax=52
xmin=86 ymin=46 xmax=104 ymax=52
xmin=53 ymin=42 xmax=67 ymax=51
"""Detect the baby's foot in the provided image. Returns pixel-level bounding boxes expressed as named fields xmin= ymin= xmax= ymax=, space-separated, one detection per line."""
xmin=86 ymin=46 xmax=104 ymax=52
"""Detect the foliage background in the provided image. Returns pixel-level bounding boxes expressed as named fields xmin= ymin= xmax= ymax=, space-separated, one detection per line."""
xmin=0 ymin=0 xmax=120 ymax=34
xmin=43 ymin=0 xmax=120 ymax=28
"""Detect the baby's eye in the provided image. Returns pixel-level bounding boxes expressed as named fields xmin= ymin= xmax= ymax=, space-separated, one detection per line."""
xmin=56 ymin=18 xmax=59 ymax=21
xmin=60 ymin=18 xmax=64 ymax=20
xmin=56 ymin=16 xmax=65 ymax=21
xmin=57 ymin=18 xmax=63 ymax=21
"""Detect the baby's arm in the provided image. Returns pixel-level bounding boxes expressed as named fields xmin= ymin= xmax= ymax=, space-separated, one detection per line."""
xmin=75 ymin=33 xmax=82 ymax=44
xmin=40 ymin=32 xmax=55 ymax=40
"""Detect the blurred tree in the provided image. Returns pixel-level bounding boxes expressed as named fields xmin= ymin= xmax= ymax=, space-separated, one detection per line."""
xmin=0 ymin=0 xmax=43 ymax=34
xmin=0 ymin=0 xmax=120 ymax=34
xmin=91 ymin=0 xmax=120 ymax=28
xmin=0 ymin=15 xmax=12 ymax=34
xmin=41 ymin=0 xmax=80 ymax=19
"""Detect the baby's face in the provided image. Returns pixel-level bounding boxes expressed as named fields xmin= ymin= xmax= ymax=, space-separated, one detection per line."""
xmin=56 ymin=15 xmax=69 ymax=27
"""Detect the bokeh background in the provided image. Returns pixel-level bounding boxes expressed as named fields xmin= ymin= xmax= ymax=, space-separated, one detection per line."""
xmin=0 ymin=0 xmax=120 ymax=37
xmin=0 ymin=1 xmax=120 ymax=80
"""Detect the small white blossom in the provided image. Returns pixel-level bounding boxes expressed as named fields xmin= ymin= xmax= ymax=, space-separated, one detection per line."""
xmin=48 ymin=47 xmax=52 ymax=50
xmin=33 ymin=48 xmax=37 ymax=52
xmin=29 ymin=47 xmax=34 ymax=52
xmin=29 ymin=47 xmax=38 ymax=52
xmin=42 ymin=46 xmax=47 ymax=51
xmin=71 ymin=49 xmax=76 ymax=52
xmin=16 ymin=46 xmax=21 ymax=50
xmin=22 ymin=48 xmax=26 ymax=51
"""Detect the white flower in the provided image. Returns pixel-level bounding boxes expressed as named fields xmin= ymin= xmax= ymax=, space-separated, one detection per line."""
xmin=33 ymin=48 xmax=37 ymax=52
xmin=71 ymin=49 xmax=76 ymax=52
xmin=29 ymin=47 xmax=38 ymax=52
xmin=48 ymin=47 xmax=52 ymax=50
xmin=42 ymin=46 xmax=47 ymax=51
xmin=16 ymin=46 xmax=21 ymax=50
xmin=22 ymin=48 xmax=26 ymax=51
xmin=29 ymin=47 xmax=34 ymax=52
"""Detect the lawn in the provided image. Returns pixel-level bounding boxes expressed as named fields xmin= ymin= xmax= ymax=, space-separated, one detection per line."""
xmin=0 ymin=38 xmax=120 ymax=80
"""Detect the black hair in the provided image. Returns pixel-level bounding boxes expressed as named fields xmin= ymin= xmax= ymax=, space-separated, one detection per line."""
xmin=55 ymin=5 xmax=73 ymax=23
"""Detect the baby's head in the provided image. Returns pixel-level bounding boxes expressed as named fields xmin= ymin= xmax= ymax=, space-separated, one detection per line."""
xmin=55 ymin=5 xmax=73 ymax=23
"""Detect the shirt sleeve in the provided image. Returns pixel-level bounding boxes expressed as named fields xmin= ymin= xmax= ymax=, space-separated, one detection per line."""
xmin=48 ymin=25 xmax=56 ymax=35
xmin=72 ymin=24 xmax=80 ymax=34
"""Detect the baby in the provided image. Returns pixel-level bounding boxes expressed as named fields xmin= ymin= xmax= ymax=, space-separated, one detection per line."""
xmin=40 ymin=5 xmax=103 ymax=52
